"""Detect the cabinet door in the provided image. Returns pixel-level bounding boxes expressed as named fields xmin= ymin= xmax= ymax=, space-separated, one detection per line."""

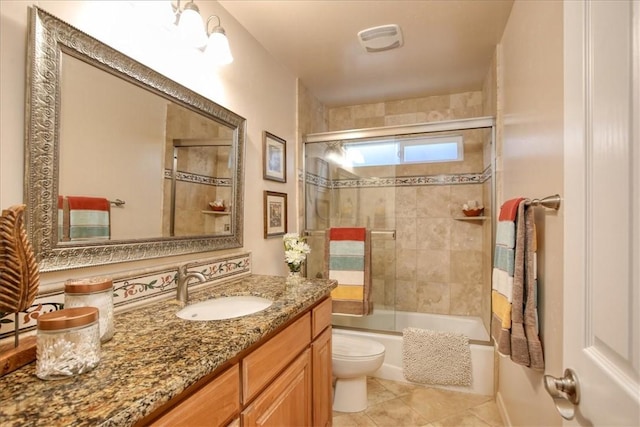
xmin=242 ymin=313 xmax=310 ymax=404
xmin=150 ymin=364 xmax=239 ymax=427
xmin=312 ymin=326 xmax=332 ymax=427
xmin=241 ymin=349 xmax=311 ymax=427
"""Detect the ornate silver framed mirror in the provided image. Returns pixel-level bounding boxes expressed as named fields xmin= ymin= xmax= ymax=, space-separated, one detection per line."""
xmin=25 ymin=7 xmax=245 ymax=272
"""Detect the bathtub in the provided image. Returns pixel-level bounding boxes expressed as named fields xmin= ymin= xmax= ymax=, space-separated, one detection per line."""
xmin=332 ymin=310 xmax=494 ymax=396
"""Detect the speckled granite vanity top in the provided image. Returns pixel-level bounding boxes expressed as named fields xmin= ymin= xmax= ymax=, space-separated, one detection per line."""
xmin=0 ymin=274 xmax=336 ymax=427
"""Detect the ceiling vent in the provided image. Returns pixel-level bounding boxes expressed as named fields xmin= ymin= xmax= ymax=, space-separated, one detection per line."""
xmin=357 ymin=24 xmax=403 ymax=53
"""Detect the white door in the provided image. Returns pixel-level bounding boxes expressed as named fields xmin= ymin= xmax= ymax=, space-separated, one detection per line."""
xmin=562 ymin=0 xmax=639 ymax=425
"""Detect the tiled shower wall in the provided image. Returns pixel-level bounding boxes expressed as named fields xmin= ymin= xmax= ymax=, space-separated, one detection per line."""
xmin=162 ymin=104 xmax=233 ymax=236
xmin=305 ymin=90 xmax=493 ymax=326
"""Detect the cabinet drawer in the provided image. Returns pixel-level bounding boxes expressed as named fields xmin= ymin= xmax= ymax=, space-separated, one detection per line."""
xmin=242 ymin=312 xmax=311 ymax=404
xmin=312 ymin=297 xmax=332 ymax=338
xmin=150 ymin=364 xmax=239 ymax=427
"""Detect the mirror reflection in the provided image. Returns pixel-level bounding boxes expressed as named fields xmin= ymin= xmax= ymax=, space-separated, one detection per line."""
xmin=25 ymin=7 xmax=245 ymax=271
xmin=58 ymin=53 xmax=233 ymax=243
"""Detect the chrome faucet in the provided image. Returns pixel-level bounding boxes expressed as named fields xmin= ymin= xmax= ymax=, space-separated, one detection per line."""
xmin=176 ymin=265 xmax=206 ymax=304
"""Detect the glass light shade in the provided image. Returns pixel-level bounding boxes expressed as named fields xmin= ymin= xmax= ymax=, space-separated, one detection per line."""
xmin=205 ymin=30 xmax=233 ymax=65
xmin=177 ymin=8 xmax=207 ymax=48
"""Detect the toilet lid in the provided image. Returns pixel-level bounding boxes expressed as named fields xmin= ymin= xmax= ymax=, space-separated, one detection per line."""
xmin=332 ymin=333 xmax=385 ymax=357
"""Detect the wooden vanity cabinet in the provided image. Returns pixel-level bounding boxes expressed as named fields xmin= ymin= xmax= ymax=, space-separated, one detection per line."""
xmin=142 ymin=297 xmax=333 ymax=427
xmin=311 ymin=298 xmax=333 ymax=427
xmin=148 ymin=364 xmax=240 ymax=427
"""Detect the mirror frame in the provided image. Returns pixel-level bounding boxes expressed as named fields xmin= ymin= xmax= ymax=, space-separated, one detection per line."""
xmin=25 ymin=7 xmax=245 ymax=272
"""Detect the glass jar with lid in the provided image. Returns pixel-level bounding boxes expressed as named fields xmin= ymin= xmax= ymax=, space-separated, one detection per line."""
xmin=64 ymin=277 xmax=114 ymax=342
xmin=36 ymin=307 xmax=101 ymax=380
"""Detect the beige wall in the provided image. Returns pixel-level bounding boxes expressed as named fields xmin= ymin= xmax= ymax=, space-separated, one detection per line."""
xmin=496 ymin=0 xmax=564 ymax=425
xmin=0 ymin=0 xmax=298 ymax=288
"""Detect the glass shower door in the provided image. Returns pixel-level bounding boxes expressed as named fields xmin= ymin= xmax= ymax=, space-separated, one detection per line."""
xmin=304 ymin=141 xmax=397 ymax=332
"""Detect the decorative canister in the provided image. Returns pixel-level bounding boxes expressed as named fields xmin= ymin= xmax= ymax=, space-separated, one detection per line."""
xmin=64 ymin=277 xmax=114 ymax=342
xmin=36 ymin=307 xmax=101 ymax=380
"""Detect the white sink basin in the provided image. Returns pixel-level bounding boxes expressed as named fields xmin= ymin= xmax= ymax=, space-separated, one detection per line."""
xmin=177 ymin=295 xmax=273 ymax=321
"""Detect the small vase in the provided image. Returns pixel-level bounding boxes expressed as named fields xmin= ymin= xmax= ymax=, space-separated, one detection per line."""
xmin=288 ymin=270 xmax=301 ymax=278
xmin=287 ymin=262 xmax=302 ymax=274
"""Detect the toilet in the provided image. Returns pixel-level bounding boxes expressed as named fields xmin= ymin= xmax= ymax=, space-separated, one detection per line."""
xmin=332 ymin=332 xmax=386 ymax=413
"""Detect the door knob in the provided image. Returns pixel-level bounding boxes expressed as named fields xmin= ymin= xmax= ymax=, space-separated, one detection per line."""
xmin=544 ymin=368 xmax=580 ymax=420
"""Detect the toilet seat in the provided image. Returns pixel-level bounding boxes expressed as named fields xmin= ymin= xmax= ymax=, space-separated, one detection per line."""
xmin=332 ymin=334 xmax=385 ymax=360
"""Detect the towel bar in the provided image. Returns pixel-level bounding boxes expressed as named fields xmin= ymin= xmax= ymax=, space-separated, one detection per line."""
xmin=526 ymin=194 xmax=561 ymax=210
xmin=304 ymin=229 xmax=396 ymax=239
xmin=109 ymin=199 xmax=125 ymax=207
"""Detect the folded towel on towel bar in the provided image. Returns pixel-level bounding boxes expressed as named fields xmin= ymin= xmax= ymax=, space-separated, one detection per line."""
xmin=65 ymin=196 xmax=111 ymax=241
xmin=326 ymin=227 xmax=372 ymax=316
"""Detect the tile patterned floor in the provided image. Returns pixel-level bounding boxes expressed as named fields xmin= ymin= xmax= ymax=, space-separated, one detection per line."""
xmin=333 ymin=377 xmax=504 ymax=427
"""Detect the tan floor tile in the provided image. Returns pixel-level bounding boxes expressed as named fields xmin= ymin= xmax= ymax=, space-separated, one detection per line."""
xmin=367 ymin=377 xmax=399 ymax=405
xmin=469 ymin=401 xmax=504 ymax=426
xmin=364 ymin=397 xmax=428 ymax=426
xmin=375 ymin=377 xmax=425 ymax=397
xmin=333 ymin=412 xmax=378 ymax=426
xmin=425 ymin=410 xmax=492 ymax=427
xmin=400 ymin=386 xmax=492 ymax=423
xmin=333 ymin=377 xmax=504 ymax=427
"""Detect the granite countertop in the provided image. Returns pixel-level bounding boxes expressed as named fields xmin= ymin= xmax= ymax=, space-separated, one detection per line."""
xmin=0 ymin=274 xmax=336 ymax=427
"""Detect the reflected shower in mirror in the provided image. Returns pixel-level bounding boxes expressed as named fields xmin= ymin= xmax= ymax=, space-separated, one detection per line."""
xmin=25 ymin=7 xmax=245 ymax=271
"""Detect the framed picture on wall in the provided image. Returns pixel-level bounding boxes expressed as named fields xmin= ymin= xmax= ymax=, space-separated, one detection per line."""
xmin=264 ymin=191 xmax=287 ymax=238
xmin=263 ymin=131 xmax=286 ymax=182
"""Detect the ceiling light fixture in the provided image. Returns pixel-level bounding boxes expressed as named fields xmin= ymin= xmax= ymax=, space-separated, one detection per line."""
xmin=172 ymin=0 xmax=233 ymax=64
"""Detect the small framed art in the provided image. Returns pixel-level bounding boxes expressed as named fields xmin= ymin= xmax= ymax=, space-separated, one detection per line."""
xmin=263 ymin=131 xmax=286 ymax=182
xmin=264 ymin=191 xmax=287 ymax=238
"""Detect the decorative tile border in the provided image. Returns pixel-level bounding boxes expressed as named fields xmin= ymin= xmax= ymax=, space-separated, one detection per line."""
xmin=163 ymin=169 xmax=232 ymax=187
xmin=305 ymin=165 xmax=491 ymax=190
xmin=0 ymin=252 xmax=251 ymax=340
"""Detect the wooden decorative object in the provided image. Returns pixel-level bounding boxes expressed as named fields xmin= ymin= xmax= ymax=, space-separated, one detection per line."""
xmin=0 ymin=204 xmax=40 ymax=376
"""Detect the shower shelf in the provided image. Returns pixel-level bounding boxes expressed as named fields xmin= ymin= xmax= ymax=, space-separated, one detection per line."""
xmin=201 ymin=210 xmax=231 ymax=215
xmin=454 ymin=216 xmax=487 ymax=221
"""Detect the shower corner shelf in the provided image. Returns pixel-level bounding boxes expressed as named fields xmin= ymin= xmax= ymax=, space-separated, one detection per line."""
xmin=454 ymin=216 xmax=487 ymax=221
xmin=201 ymin=210 xmax=231 ymax=215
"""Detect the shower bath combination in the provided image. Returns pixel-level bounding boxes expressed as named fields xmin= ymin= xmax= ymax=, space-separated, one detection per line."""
xmin=303 ymin=116 xmax=496 ymax=394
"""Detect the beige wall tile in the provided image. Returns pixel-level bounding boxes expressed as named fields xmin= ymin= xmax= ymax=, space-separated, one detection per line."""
xmin=395 ymin=248 xmax=417 ymax=282
xmin=416 ymin=186 xmax=451 ymax=218
xmin=416 ymin=281 xmax=450 ymax=314
xmin=416 ymin=249 xmax=450 ymax=282
xmin=395 ymin=187 xmax=417 ymax=218
xmin=396 ymin=217 xmax=417 ymax=250
xmin=450 ymin=282 xmax=482 ymax=316
xmin=395 ymin=279 xmax=418 ymax=312
xmin=451 ymin=220 xmax=484 ymax=252
xmin=450 ymin=250 xmax=483 ymax=285
xmin=416 ymin=218 xmax=451 ymax=251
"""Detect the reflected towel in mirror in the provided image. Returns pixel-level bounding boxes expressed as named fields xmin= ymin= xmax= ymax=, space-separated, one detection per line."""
xmin=64 ymin=196 xmax=111 ymax=241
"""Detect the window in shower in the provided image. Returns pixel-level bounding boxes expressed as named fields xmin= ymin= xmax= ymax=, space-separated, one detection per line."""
xmin=343 ymin=134 xmax=463 ymax=167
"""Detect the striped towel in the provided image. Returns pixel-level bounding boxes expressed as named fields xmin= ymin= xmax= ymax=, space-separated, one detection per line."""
xmin=491 ymin=197 xmax=524 ymax=355
xmin=326 ymin=227 xmax=372 ymax=316
xmin=66 ymin=196 xmax=111 ymax=241
xmin=491 ymin=198 xmax=544 ymax=370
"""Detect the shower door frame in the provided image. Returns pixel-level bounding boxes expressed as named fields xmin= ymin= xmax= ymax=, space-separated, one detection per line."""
xmin=302 ymin=116 xmax=497 ymax=335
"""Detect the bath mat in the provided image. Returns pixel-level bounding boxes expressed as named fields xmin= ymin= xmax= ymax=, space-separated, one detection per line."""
xmin=402 ymin=327 xmax=472 ymax=386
